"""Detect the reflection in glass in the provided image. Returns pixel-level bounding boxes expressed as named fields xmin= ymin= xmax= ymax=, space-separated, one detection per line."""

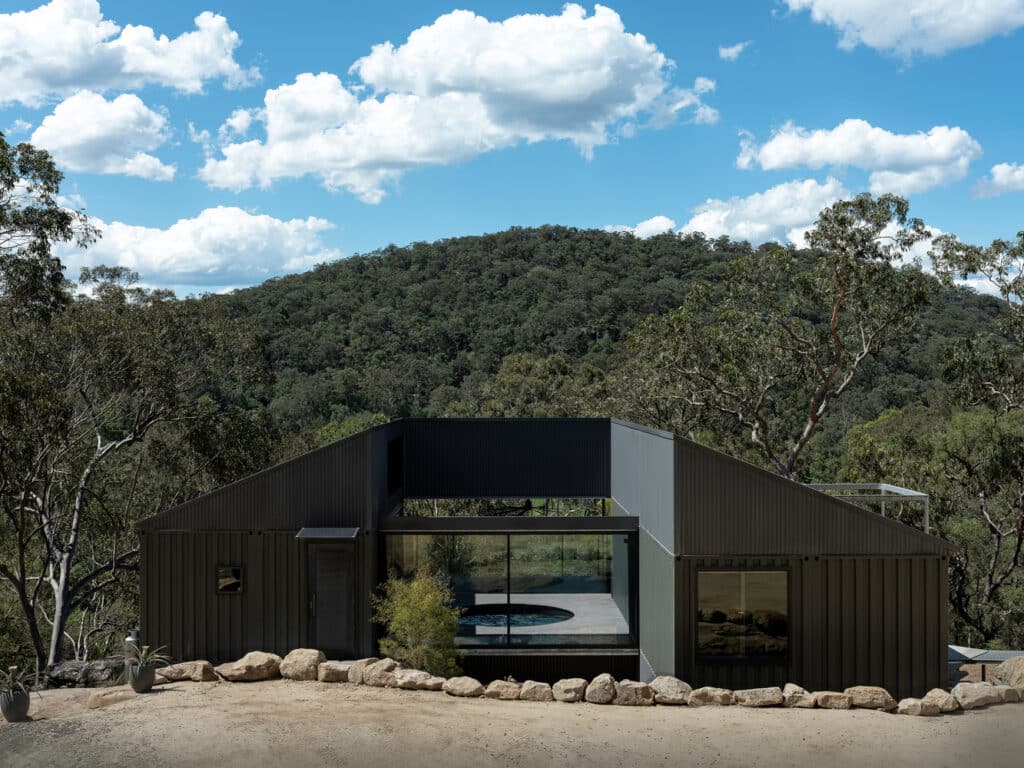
xmin=696 ymin=570 xmax=788 ymax=660
xmin=216 ymin=566 xmax=243 ymax=594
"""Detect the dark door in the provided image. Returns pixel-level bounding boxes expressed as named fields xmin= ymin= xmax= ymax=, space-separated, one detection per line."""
xmin=310 ymin=545 xmax=356 ymax=657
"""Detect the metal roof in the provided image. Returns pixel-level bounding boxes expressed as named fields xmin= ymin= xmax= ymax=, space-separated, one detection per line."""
xmin=296 ymin=527 xmax=360 ymax=540
xmin=949 ymin=644 xmax=1024 ymax=663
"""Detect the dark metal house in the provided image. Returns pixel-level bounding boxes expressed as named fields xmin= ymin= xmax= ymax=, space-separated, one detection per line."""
xmin=138 ymin=418 xmax=953 ymax=698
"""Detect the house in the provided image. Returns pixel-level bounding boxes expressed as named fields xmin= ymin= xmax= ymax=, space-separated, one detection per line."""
xmin=138 ymin=418 xmax=953 ymax=698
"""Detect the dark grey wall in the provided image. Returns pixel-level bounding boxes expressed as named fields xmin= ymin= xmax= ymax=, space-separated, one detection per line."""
xmin=402 ymin=418 xmax=610 ymax=498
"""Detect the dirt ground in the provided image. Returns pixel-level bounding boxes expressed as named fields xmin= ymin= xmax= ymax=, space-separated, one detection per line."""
xmin=1 ymin=680 xmax=1022 ymax=768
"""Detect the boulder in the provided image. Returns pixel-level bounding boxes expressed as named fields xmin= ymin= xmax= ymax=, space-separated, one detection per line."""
xmin=994 ymin=685 xmax=1020 ymax=703
xmin=734 ymin=687 xmax=783 ymax=707
xmin=650 ymin=676 xmax=691 ymax=705
xmin=553 ymin=678 xmax=588 ymax=702
xmin=485 ymin=679 xmax=522 ymax=700
xmin=520 ymin=681 xmax=554 ymax=702
xmin=688 ymin=687 xmax=735 ymax=706
xmin=443 ymin=676 xmax=485 ymax=697
xmin=214 ymin=651 xmax=282 ymax=682
xmin=782 ymin=683 xmax=816 ymax=708
xmin=921 ymin=688 xmax=958 ymax=713
xmin=394 ymin=669 xmax=433 ymax=690
xmin=952 ymin=681 xmax=1002 ymax=710
xmin=897 ymin=697 xmax=940 ymax=716
xmin=584 ymin=673 xmax=616 ymax=704
xmin=364 ymin=658 xmax=399 ymax=688
xmin=317 ymin=661 xmax=352 ymax=683
xmin=813 ymin=691 xmax=852 ymax=709
xmin=280 ymin=649 xmax=326 ymax=681
xmin=993 ymin=656 xmax=1024 ymax=689
xmin=47 ymin=657 xmax=124 ymax=688
xmin=614 ymin=680 xmax=655 ymax=706
xmin=87 ymin=686 xmax=135 ymax=709
xmin=844 ymin=685 xmax=897 ymax=711
xmin=154 ymin=660 xmax=217 ymax=685
xmin=346 ymin=657 xmax=380 ymax=686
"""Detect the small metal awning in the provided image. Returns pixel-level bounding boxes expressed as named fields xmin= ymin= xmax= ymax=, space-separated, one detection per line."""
xmin=295 ymin=527 xmax=360 ymax=540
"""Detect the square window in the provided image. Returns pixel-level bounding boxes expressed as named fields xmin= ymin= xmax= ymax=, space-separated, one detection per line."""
xmin=216 ymin=566 xmax=243 ymax=594
xmin=696 ymin=570 xmax=788 ymax=661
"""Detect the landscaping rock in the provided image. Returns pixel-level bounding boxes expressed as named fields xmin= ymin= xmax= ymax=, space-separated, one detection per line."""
xmin=952 ymin=681 xmax=1001 ymax=710
xmin=394 ymin=669 xmax=432 ymax=690
xmin=922 ymin=688 xmax=958 ymax=713
xmin=154 ymin=660 xmax=217 ymax=685
xmin=897 ymin=697 xmax=939 ymax=716
xmin=317 ymin=661 xmax=352 ymax=683
xmin=346 ymin=657 xmax=379 ymax=686
xmin=813 ymin=691 xmax=852 ymax=709
xmin=994 ymin=685 xmax=1020 ymax=703
xmin=364 ymin=658 xmax=399 ymax=688
xmin=584 ymin=673 xmax=616 ymax=704
xmin=87 ymin=686 xmax=135 ymax=709
xmin=214 ymin=651 xmax=282 ymax=682
xmin=993 ymin=656 xmax=1024 ymax=689
xmin=552 ymin=678 xmax=588 ymax=702
xmin=47 ymin=657 xmax=125 ymax=688
xmin=614 ymin=680 xmax=655 ymax=706
xmin=280 ymin=649 xmax=326 ymax=681
xmin=688 ymin=687 xmax=735 ymax=706
xmin=421 ymin=676 xmax=446 ymax=691
xmin=782 ymin=683 xmax=816 ymax=708
xmin=485 ymin=679 xmax=521 ymax=700
xmin=844 ymin=685 xmax=897 ymax=711
xmin=735 ymin=687 xmax=783 ymax=707
xmin=520 ymin=681 xmax=554 ymax=702
xmin=443 ymin=676 xmax=485 ymax=697
xmin=650 ymin=676 xmax=691 ymax=705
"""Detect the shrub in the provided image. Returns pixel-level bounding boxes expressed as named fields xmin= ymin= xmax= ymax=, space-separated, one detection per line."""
xmin=372 ymin=567 xmax=463 ymax=677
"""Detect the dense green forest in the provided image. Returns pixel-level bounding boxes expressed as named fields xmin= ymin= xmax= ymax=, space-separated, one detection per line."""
xmin=2 ymin=134 xmax=1022 ymax=672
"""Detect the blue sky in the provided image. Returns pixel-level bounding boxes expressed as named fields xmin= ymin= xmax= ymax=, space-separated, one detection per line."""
xmin=2 ymin=1 xmax=1022 ymax=294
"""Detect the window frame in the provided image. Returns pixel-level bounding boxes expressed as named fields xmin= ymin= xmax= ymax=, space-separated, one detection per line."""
xmin=693 ymin=566 xmax=791 ymax=666
xmin=215 ymin=564 xmax=244 ymax=596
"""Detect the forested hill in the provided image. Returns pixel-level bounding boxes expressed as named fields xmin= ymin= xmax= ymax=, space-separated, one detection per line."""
xmin=218 ymin=225 xmax=1003 ymax=437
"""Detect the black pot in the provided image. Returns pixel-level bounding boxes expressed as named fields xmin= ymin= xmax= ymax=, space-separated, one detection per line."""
xmin=127 ymin=664 xmax=156 ymax=693
xmin=1 ymin=690 xmax=30 ymax=722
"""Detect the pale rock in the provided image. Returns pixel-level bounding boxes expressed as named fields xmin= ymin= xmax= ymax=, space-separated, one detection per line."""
xmin=897 ymin=697 xmax=939 ymax=716
xmin=317 ymin=661 xmax=352 ymax=683
xmin=650 ymin=676 xmax=691 ymax=705
xmin=443 ymin=676 xmax=485 ymax=697
xmin=346 ymin=657 xmax=379 ymax=686
xmin=394 ymin=669 xmax=432 ymax=690
xmin=952 ymin=681 xmax=1001 ymax=710
xmin=154 ymin=660 xmax=217 ymax=684
xmin=520 ymin=680 xmax=554 ymax=702
xmin=584 ymin=673 xmax=616 ymax=704
xmin=735 ymin=687 xmax=783 ymax=707
xmin=844 ymin=685 xmax=897 ymax=711
xmin=613 ymin=680 xmax=654 ymax=706
xmin=552 ymin=678 xmax=588 ymax=702
xmin=214 ymin=651 xmax=282 ymax=682
xmin=922 ymin=688 xmax=958 ymax=713
xmin=994 ymin=684 xmax=1020 ymax=703
xmin=813 ymin=691 xmax=852 ymax=709
xmin=484 ymin=679 xmax=522 ymax=700
xmin=363 ymin=658 xmax=399 ymax=688
xmin=993 ymin=656 xmax=1024 ymax=688
xmin=688 ymin=686 xmax=735 ymax=706
xmin=280 ymin=649 xmax=326 ymax=681
xmin=782 ymin=683 xmax=816 ymax=708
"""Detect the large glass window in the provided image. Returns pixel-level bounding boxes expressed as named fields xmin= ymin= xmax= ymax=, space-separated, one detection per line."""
xmin=696 ymin=570 xmax=788 ymax=661
xmin=385 ymin=533 xmax=633 ymax=648
xmin=399 ymin=498 xmax=609 ymax=517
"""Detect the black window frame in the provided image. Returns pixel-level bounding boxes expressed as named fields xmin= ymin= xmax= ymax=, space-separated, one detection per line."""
xmin=694 ymin=567 xmax=791 ymax=665
xmin=215 ymin=565 xmax=244 ymax=595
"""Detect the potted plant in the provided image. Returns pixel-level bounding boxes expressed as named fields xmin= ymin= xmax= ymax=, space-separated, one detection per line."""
xmin=123 ymin=645 xmax=170 ymax=694
xmin=1 ymin=666 xmax=32 ymax=723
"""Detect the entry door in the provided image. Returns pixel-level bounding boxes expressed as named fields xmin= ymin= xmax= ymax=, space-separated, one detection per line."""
xmin=310 ymin=545 xmax=356 ymax=658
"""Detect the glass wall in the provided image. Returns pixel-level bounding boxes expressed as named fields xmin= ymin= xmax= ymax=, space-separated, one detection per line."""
xmin=695 ymin=570 xmax=789 ymax=661
xmin=399 ymin=498 xmax=609 ymax=517
xmin=385 ymin=533 xmax=634 ymax=648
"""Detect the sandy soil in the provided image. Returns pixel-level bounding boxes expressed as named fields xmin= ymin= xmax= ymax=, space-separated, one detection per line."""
xmin=1 ymin=680 xmax=1022 ymax=768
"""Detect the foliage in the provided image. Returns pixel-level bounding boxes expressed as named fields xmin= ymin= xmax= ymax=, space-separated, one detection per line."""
xmin=0 ymin=665 xmax=32 ymax=696
xmin=124 ymin=644 xmax=171 ymax=671
xmin=372 ymin=568 xmax=463 ymax=677
xmin=314 ymin=412 xmax=388 ymax=447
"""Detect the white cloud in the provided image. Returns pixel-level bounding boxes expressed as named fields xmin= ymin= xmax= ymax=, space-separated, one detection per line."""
xmin=681 ymin=177 xmax=849 ymax=243
xmin=0 ymin=0 xmax=259 ymax=107
xmin=737 ymin=119 xmax=981 ymax=194
xmin=604 ymin=215 xmax=677 ymax=239
xmin=783 ymin=0 xmax=1024 ymax=57
xmin=58 ymin=206 xmax=341 ymax=294
xmin=718 ymin=40 xmax=752 ymax=60
xmin=974 ymin=162 xmax=1024 ymax=198
xmin=199 ymin=5 xmax=716 ymax=203
xmin=7 ymin=119 xmax=33 ymax=134
xmin=31 ymin=91 xmax=174 ymax=180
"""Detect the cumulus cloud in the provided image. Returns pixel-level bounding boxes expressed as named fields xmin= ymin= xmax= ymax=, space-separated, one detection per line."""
xmin=58 ymin=206 xmax=341 ymax=294
xmin=782 ymin=0 xmax=1024 ymax=57
xmin=718 ymin=40 xmax=752 ymax=60
xmin=0 ymin=0 xmax=259 ymax=106
xmin=974 ymin=162 xmax=1024 ymax=198
xmin=604 ymin=215 xmax=677 ymax=239
xmin=680 ymin=177 xmax=849 ymax=243
xmin=31 ymin=91 xmax=175 ymax=180
xmin=7 ymin=119 xmax=33 ymax=134
xmin=737 ymin=119 xmax=981 ymax=194
xmin=199 ymin=5 xmax=716 ymax=202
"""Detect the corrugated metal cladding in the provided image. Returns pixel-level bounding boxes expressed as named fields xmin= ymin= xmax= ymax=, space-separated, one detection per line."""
xmin=638 ymin=529 xmax=675 ymax=676
xmin=675 ymin=556 xmax=947 ymax=699
xmin=462 ymin=653 xmax=639 ymax=685
xmin=401 ymin=418 xmax=610 ymax=498
xmin=609 ymin=420 xmax=675 ymax=550
xmin=141 ymin=532 xmax=310 ymax=663
xmin=139 ymin=431 xmax=374 ymax=531
xmin=675 ymin=439 xmax=952 ymax=556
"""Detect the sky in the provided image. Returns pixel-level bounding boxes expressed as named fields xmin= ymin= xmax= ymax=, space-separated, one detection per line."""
xmin=2 ymin=0 xmax=1023 ymax=295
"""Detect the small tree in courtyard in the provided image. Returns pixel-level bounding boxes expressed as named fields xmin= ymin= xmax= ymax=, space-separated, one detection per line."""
xmin=372 ymin=567 xmax=462 ymax=677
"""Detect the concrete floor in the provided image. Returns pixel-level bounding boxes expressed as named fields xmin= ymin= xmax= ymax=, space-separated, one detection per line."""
xmin=469 ymin=592 xmax=629 ymax=635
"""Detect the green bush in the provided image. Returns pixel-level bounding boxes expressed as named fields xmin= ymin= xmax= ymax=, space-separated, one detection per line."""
xmin=372 ymin=568 xmax=463 ymax=677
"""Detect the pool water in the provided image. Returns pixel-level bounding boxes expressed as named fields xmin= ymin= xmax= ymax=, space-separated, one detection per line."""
xmin=460 ymin=603 xmax=574 ymax=628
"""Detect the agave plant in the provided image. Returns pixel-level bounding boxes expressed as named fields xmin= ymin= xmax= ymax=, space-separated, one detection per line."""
xmin=1 ymin=666 xmax=32 ymax=722
xmin=123 ymin=645 xmax=171 ymax=694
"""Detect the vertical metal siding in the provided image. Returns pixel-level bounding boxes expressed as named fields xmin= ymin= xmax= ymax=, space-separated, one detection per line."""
xmin=609 ymin=421 xmax=675 ymax=549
